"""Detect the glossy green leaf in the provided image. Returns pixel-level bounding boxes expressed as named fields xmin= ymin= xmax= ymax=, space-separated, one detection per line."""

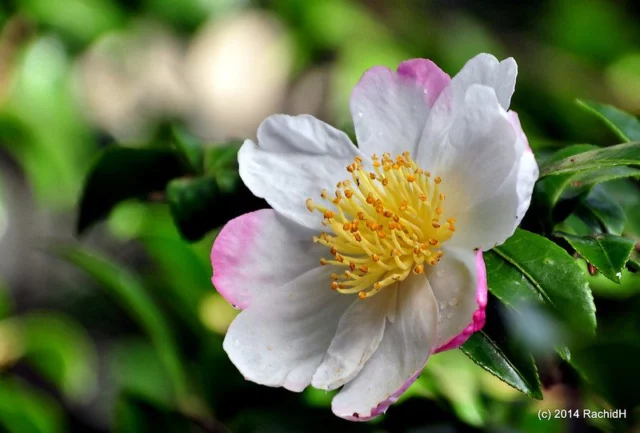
xmin=578 ymin=185 xmax=626 ymax=235
xmin=57 ymin=247 xmax=189 ymax=403
xmin=576 ymin=99 xmax=640 ymax=142
xmin=555 ymin=232 xmax=635 ymax=283
xmin=77 ymin=147 xmax=188 ymax=234
xmin=460 ymin=299 xmax=542 ymax=400
xmin=539 ymin=142 xmax=640 ymax=178
xmin=20 ymin=314 xmax=98 ymax=402
xmin=492 ymin=229 xmax=596 ymax=333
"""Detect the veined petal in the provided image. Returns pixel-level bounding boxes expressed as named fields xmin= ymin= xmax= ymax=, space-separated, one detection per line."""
xmin=312 ymin=286 xmax=397 ymax=391
xmin=211 ymin=209 xmax=322 ymax=310
xmin=433 ymin=249 xmax=487 ymax=353
xmin=331 ymin=273 xmax=437 ymax=421
xmin=223 ymin=267 xmax=354 ymax=392
xmin=447 ymin=110 xmax=538 ymax=250
xmin=239 ymin=114 xmax=363 ymax=231
xmin=351 ymin=60 xmax=450 ymax=157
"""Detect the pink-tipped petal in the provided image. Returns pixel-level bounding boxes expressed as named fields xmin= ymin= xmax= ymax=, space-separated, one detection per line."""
xmin=433 ymin=249 xmax=487 ymax=353
xmin=350 ymin=59 xmax=449 ymax=157
xmin=223 ymin=267 xmax=354 ymax=392
xmin=211 ymin=209 xmax=322 ymax=310
xmin=331 ymin=273 xmax=437 ymax=421
xmin=397 ymin=59 xmax=451 ymax=106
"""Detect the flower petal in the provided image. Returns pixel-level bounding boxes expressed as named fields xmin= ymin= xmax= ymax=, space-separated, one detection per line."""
xmin=331 ymin=273 xmax=437 ymax=421
xmin=421 ymin=84 xmax=519 ymax=228
xmin=350 ymin=60 xmax=450 ymax=157
xmin=211 ymin=209 xmax=322 ymax=310
xmin=223 ymin=266 xmax=354 ymax=392
xmin=239 ymin=114 xmax=363 ymax=231
xmin=416 ymin=53 xmax=517 ymax=174
xmin=311 ymin=286 xmax=397 ymax=391
xmin=451 ymin=53 xmax=517 ymax=110
xmin=446 ymin=110 xmax=538 ymax=250
xmin=433 ymin=249 xmax=487 ymax=353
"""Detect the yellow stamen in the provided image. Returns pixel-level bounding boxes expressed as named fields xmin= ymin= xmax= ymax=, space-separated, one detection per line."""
xmin=306 ymin=153 xmax=455 ymax=298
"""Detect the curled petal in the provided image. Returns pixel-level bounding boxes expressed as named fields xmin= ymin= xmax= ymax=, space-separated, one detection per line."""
xmin=433 ymin=249 xmax=487 ymax=353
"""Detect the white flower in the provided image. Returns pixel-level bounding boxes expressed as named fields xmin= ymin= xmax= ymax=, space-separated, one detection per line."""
xmin=211 ymin=53 xmax=539 ymax=420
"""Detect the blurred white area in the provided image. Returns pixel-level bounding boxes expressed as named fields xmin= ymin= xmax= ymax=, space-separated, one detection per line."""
xmin=185 ymin=11 xmax=294 ymax=140
xmin=76 ymin=10 xmax=295 ymax=143
xmin=76 ymin=21 xmax=193 ymax=143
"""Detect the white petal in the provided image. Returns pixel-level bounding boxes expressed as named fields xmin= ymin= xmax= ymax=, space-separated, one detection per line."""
xmin=350 ymin=61 xmax=450 ymax=157
xmin=427 ymin=247 xmax=481 ymax=349
xmin=311 ymin=287 xmax=397 ymax=391
xmin=416 ymin=54 xmax=517 ymax=172
xmin=421 ymin=84 xmax=519 ymax=227
xmin=331 ymin=273 xmax=437 ymax=420
xmin=239 ymin=114 xmax=363 ymax=231
xmin=447 ymin=111 xmax=538 ymax=250
xmin=451 ymin=53 xmax=517 ymax=110
xmin=211 ymin=209 xmax=322 ymax=309
xmin=223 ymin=267 xmax=354 ymax=392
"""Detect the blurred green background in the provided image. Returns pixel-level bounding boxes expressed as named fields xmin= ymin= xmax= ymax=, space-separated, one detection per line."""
xmin=0 ymin=0 xmax=640 ymax=432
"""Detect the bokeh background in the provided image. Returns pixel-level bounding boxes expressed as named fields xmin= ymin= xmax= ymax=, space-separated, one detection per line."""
xmin=0 ymin=0 xmax=640 ymax=432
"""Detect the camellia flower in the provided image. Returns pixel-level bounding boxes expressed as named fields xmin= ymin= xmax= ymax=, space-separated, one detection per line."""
xmin=211 ymin=53 xmax=539 ymax=420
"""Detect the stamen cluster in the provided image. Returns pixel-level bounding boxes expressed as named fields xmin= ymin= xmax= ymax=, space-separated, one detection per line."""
xmin=306 ymin=152 xmax=456 ymax=299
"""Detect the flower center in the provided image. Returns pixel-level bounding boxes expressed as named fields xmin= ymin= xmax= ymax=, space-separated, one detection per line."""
xmin=306 ymin=152 xmax=456 ymax=299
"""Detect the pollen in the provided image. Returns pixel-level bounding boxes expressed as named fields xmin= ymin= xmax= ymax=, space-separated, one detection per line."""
xmin=307 ymin=153 xmax=455 ymax=299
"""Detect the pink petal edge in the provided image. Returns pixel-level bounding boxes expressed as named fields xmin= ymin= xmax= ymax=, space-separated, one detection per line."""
xmin=507 ymin=110 xmax=532 ymax=152
xmin=396 ymin=58 xmax=451 ymax=107
xmin=211 ymin=210 xmax=264 ymax=310
xmin=339 ymin=368 xmax=423 ymax=422
xmin=433 ymin=249 xmax=488 ymax=353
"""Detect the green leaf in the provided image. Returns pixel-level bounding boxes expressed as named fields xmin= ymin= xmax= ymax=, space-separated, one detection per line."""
xmin=166 ymin=176 xmax=222 ymax=242
xmin=533 ymin=144 xmax=598 ymax=222
xmin=492 ymin=229 xmax=596 ymax=333
xmin=203 ymin=142 xmax=242 ymax=176
xmin=20 ymin=314 xmax=98 ymax=402
xmin=56 ymin=247 xmax=190 ymax=404
xmin=460 ymin=299 xmax=542 ymax=399
xmin=539 ymin=142 xmax=640 ymax=178
xmin=166 ymin=143 xmax=266 ymax=242
xmin=77 ymin=147 xmax=188 ymax=234
xmin=576 ymin=99 xmax=640 ymax=142
xmin=555 ymin=232 xmax=635 ymax=283
xmin=577 ymin=185 xmax=626 ymax=235
xmin=483 ymin=252 xmax=543 ymax=309
xmin=171 ymin=127 xmax=204 ymax=175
